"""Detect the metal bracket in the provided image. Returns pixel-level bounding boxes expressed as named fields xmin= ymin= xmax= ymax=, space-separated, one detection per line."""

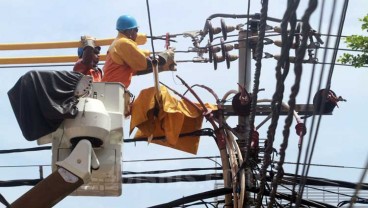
xmin=74 ymin=75 xmax=92 ymax=97
xmin=56 ymin=139 xmax=100 ymax=183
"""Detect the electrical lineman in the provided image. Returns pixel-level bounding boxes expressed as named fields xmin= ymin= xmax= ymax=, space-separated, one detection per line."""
xmin=73 ymin=36 xmax=103 ymax=82
xmin=101 ymin=14 xmax=176 ymax=89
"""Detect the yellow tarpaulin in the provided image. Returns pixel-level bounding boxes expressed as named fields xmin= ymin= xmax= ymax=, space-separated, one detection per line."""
xmin=130 ymin=86 xmax=217 ymax=154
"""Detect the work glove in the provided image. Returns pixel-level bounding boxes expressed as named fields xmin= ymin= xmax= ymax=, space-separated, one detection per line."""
xmin=135 ymin=33 xmax=147 ymax=45
xmin=158 ymin=48 xmax=177 ymax=72
xmin=81 ymin=35 xmax=96 ymax=49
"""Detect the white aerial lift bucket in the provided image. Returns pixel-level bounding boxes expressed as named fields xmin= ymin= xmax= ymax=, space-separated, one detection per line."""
xmin=38 ymin=82 xmax=125 ymax=196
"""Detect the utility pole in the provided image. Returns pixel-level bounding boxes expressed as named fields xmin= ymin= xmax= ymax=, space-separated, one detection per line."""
xmin=238 ymin=29 xmax=252 ymax=208
xmin=238 ymin=15 xmax=260 ymax=207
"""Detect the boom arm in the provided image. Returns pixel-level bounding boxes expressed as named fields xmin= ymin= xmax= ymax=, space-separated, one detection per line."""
xmin=11 ymin=140 xmax=99 ymax=208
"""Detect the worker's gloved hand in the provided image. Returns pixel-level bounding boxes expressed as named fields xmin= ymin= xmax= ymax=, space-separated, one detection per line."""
xmin=135 ymin=33 xmax=147 ymax=45
xmin=81 ymin=35 xmax=96 ymax=49
xmin=158 ymin=48 xmax=177 ymax=72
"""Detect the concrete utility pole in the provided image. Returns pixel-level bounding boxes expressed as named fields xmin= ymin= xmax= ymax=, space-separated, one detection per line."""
xmin=238 ymin=28 xmax=253 ymax=208
xmin=237 ymin=30 xmax=252 ymax=156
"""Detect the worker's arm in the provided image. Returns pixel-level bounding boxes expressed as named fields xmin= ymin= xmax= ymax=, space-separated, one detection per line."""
xmin=118 ymin=40 xmax=148 ymax=71
xmin=136 ymin=49 xmax=177 ymax=75
xmin=135 ymin=33 xmax=147 ymax=45
xmin=81 ymin=46 xmax=95 ymax=69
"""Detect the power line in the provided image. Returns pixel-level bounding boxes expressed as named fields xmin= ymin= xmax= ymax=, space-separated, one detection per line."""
xmin=0 ymin=146 xmax=51 ymax=154
xmin=319 ymin=46 xmax=363 ymax=52
xmin=0 ymin=164 xmax=50 ymax=168
xmin=123 ymin=156 xmax=221 ymax=164
xmin=148 ymin=188 xmax=232 ymax=208
xmin=123 ymin=173 xmax=222 ymax=184
xmin=280 ymin=161 xmax=366 ymax=170
xmin=319 ymin=33 xmax=349 ymax=38
xmin=316 ymin=62 xmax=368 ymax=68
xmin=123 ymin=167 xmax=222 ymax=175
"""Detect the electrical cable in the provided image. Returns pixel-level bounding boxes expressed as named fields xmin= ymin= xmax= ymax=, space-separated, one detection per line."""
xmin=124 ymin=128 xmax=215 ymax=143
xmin=269 ymin=2 xmax=317 ymax=207
xmin=123 ymin=173 xmax=223 ymax=184
xmin=145 ymin=0 xmax=156 ymax=58
xmin=0 ymin=179 xmax=41 ymax=187
xmin=281 ymin=173 xmax=368 ymax=190
xmin=348 ymin=155 xmax=368 ymax=208
xmin=179 ymin=200 xmax=221 ymax=208
xmin=296 ymin=1 xmax=350 ymax=206
xmin=122 ymin=167 xmax=222 ymax=175
xmin=0 ymin=193 xmax=11 ymax=208
xmin=0 ymin=146 xmax=51 ymax=154
xmin=319 ymin=33 xmax=349 ymax=38
xmin=319 ymin=46 xmax=364 ymax=52
xmin=291 ymin=0 xmax=324 ymax=203
xmin=123 ymin=156 xmax=221 ymax=163
xmin=256 ymin=0 xmax=299 ymax=206
xmin=0 ymin=164 xmax=50 ymax=168
xmin=248 ymin=0 xmax=269 ymax=162
xmin=296 ymin=0 xmax=338 ymax=204
xmin=1 ymin=59 xmax=365 ymax=70
xmin=148 ymin=187 xmax=232 ymax=208
xmin=304 ymin=185 xmax=367 ymax=200
xmin=280 ymin=161 xmax=366 ymax=170
xmin=316 ymin=62 xmax=368 ymax=67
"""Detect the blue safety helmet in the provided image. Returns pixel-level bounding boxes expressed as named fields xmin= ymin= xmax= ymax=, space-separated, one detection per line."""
xmin=77 ymin=47 xmax=84 ymax=58
xmin=77 ymin=46 xmax=101 ymax=58
xmin=116 ymin=15 xmax=138 ymax=31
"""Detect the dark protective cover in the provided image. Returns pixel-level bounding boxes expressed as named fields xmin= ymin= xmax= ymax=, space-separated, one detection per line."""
xmin=7 ymin=70 xmax=84 ymax=141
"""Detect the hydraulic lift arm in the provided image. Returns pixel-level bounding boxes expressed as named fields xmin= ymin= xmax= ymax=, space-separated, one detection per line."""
xmin=11 ymin=140 xmax=99 ymax=208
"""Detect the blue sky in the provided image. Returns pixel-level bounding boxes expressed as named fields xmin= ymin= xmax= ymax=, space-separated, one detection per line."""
xmin=0 ymin=0 xmax=367 ymax=207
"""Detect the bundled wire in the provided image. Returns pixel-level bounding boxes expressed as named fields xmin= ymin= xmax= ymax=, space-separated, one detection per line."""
xmin=248 ymin=0 xmax=269 ymax=160
xmin=148 ymin=188 xmax=232 ymax=208
xmin=268 ymin=0 xmax=317 ymax=207
xmin=256 ymin=0 xmax=300 ymax=206
xmin=122 ymin=173 xmax=222 ymax=184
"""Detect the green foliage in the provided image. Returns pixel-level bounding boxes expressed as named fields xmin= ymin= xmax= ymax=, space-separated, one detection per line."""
xmin=338 ymin=15 xmax=368 ymax=68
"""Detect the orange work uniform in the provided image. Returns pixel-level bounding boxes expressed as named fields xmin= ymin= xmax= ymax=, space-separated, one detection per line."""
xmin=101 ymin=33 xmax=150 ymax=88
xmin=73 ymin=59 xmax=103 ymax=82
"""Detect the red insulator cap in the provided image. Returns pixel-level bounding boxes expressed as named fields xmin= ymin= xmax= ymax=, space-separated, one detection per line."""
xmin=295 ymin=123 xmax=307 ymax=136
